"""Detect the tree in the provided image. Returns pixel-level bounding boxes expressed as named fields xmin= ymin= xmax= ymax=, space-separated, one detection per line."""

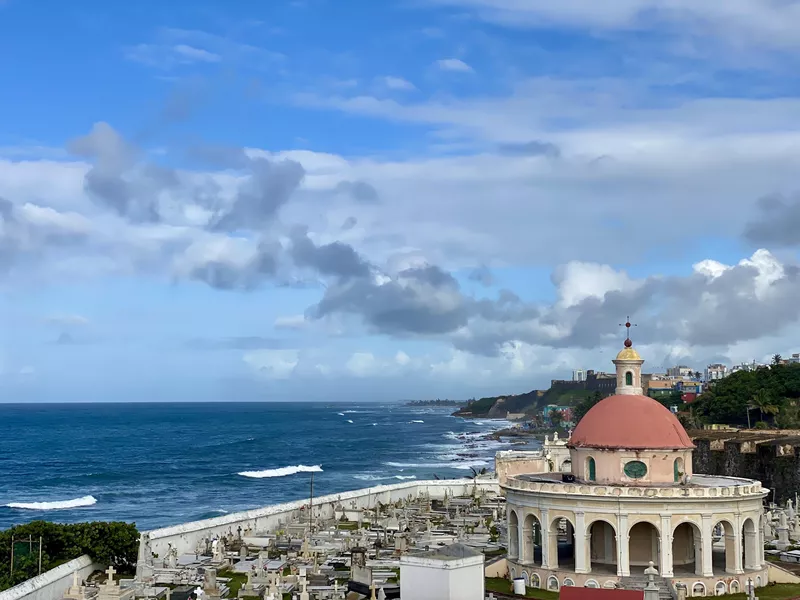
xmin=773 ymin=354 xmax=783 ymax=366
xmin=694 ymin=371 xmax=702 ymax=380
xmin=550 ymin=409 xmax=564 ymax=428
xmin=751 ymin=388 xmax=778 ymax=424
xmin=573 ymin=391 xmax=605 ymax=425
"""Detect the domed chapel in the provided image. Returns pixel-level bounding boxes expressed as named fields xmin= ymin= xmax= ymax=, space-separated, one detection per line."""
xmin=503 ymin=324 xmax=769 ymax=596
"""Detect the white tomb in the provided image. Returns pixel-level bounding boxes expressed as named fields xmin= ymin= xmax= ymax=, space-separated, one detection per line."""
xmin=399 ymin=543 xmax=484 ymax=600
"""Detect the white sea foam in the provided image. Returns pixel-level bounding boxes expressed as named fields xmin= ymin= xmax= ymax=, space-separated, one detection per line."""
xmin=337 ymin=412 xmax=345 ymax=416
xmin=372 ymin=423 xmax=378 ymax=426
xmin=342 ymin=410 xmax=361 ymax=413
xmin=409 ymin=420 xmax=424 ymax=423
xmin=238 ymin=465 xmax=323 ymax=478
xmin=6 ymin=495 xmax=97 ymax=510
xmin=353 ymin=474 xmax=418 ymax=481
xmin=384 ymin=460 xmax=488 ymax=469
xmin=346 ymin=419 xmax=354 ymax=424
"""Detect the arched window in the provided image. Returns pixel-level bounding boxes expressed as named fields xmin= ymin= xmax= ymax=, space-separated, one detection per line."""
xmin=674 ymin=457 xmax=684 ymax=482
xmin=625 ymin=371 xmax=633 ymax=386
xmin=587 ymin=457 xmax=596 ymax=481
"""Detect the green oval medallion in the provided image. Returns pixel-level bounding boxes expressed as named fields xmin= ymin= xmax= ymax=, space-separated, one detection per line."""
xmin=624 ymin=460 xmax=647 ymax=479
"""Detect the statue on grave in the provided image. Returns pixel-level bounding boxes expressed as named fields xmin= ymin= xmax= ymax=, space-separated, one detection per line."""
xmin=780 ymin=509 xmax=789 ymax=529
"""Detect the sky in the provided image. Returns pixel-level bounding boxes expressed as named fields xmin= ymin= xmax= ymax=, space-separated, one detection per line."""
xmin=3 ymin=0 xmax=800 ymax=402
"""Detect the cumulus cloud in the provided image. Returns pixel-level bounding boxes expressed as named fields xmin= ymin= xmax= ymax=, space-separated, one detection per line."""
xmin=435 ymin=58 xmax=473 ymax=72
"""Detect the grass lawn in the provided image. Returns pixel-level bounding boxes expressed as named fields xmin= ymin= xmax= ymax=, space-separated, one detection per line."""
xmin=485 ymin=578 xmax=559 ymax=599
xmin=718 ymin=583 xmax=800 ymax=599
xmin=217 ymin=570 xmax=247 ymax=597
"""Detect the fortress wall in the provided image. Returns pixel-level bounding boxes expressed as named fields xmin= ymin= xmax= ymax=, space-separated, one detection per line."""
xmin=145 ymin=480 xmax=500 ymax=557
xmin=692 ymin=437 xmax=800 ymax=502
xmin=0 ymin=556 xmax=102 ymax=600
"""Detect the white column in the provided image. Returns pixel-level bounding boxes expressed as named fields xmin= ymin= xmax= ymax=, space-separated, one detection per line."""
xmin=701 ymin=515 xmax=714 ymax=577
xmin=519 ymin=518 xmax=527 ymax=563
xmin=618 ymin=513 xmax=630 ymax=577
xmin=541 ymin=508 xmax=552 ymax=569
xmin=660 ymin=514 xmax=674 ymax=578
xmin=575 ymin=511 xmax=588 ymax=574
xmin=744 ymin=527 xmax=758 ymax=570
xmin=733 ymin=516 xmax=744 ymax=575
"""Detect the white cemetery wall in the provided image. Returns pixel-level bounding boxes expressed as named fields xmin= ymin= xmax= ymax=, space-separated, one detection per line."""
xmin=0 ymin=555 xmax=103 ymax=600
xmin=146 ymin=480 xmax=499 ymax=556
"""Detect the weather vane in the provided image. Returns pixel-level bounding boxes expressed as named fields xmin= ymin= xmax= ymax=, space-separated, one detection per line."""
xmin=619 ymin=316 xmax=637 ymax=347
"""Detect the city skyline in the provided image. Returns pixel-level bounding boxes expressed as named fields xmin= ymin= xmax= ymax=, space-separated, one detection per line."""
xmin=2 ymin=0 xmax=800 ymax=401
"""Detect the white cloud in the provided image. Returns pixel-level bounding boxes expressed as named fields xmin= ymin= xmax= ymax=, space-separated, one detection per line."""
xmin=243 ymin=349 xmax=299 ymax=379
xmin=427 ymin=0 xmax=800 ymax=51
xmin=274 ymin=314 xmax=308 ymax=330
xmin=435 ymin=58 xmax=474 ymax=73
xmin=172 ymin=44 xmax=221 ymax=63
xmin=382 ymin=76 xmax=416 ymax=91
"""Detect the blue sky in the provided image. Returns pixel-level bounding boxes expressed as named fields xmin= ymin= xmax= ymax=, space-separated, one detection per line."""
xmin=2 ymin=0 xmax=800 ymax=402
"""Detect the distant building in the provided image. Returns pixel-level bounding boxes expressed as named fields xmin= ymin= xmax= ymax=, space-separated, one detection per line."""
xmin=573 ymin=369 xmax=586 ymax=382
xmin=705 ymin=363 xmax=728 ymax=381
xmin=667 ymin=365 xmax=694 ymax=378
xmin=786 ymin=353 xmax=800 ymax=364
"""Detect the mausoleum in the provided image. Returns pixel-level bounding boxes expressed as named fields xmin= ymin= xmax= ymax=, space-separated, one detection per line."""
xmin=503 ymin=325 xmax=769 ymax=597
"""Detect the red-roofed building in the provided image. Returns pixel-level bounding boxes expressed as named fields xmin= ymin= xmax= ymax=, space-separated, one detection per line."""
xmin=560 ymin=587 xmax=643 ymax=600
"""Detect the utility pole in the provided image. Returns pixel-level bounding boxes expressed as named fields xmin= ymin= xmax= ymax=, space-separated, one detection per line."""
xmin=309 ymin=471 xmax=314 ymax=532
xmin=10 ymin=535 xmax=14 ymax=577
xmin=38 ymin=536 xmax=43 ymax=575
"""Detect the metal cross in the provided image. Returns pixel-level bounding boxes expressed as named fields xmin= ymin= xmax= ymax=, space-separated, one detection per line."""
xmin=619 ymin=316 xmax=637 ymax=340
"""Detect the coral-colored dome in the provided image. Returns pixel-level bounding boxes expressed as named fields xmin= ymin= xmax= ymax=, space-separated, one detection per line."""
xmin=570 ymin=394 xmax=694 ymax=450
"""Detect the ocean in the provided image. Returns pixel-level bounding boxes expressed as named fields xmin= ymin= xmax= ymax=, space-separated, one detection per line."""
xmin=0 ymin=402 xmax=523 ymax=531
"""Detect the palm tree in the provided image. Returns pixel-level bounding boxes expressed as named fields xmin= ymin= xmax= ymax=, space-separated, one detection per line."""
xmin=694 ymin=371 xmax=702 ymax=381
xmin=751 ymin=388 xmax=779 ymax=423
xmin=773 ymin=354 xmax=783 ymax=366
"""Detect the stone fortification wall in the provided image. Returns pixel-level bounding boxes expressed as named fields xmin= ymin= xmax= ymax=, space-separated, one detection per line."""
xmin=692 ymin=431 xmax=800 ymax=502
xmin=0 ymin=556 xmax=102 ymax=600
xmin=146 ymin=480 xmax=499 ymax=556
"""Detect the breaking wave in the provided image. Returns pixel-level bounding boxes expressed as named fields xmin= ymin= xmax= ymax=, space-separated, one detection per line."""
xmin=353 ymin=474 xmax=418 ymax=482
xmin=346 ymin=419 xmax=354 ymax=424
xmin=384 ymin=460 xmax=488 ymax=470
xmin=5 ymin=495 xmax=97 ymax=510
xmin=238 ymin=465 xmax=323 ymax=478
xmin=409 ymin=420 xmax=424 ymax=423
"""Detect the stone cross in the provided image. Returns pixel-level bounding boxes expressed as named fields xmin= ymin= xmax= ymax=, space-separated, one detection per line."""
xmin=105 ymin=566 xmax=117 ymax=584
xmin=370 ymin=582 xmax=377 ymax=600
xmin=72 ymin=571 xmax=81 ymax=589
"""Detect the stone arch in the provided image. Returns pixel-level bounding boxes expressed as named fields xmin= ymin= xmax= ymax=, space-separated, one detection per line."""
xmin=711 ymin=518 xmax=736 ymax=575
xmin=691 ymin=581 xmax=706 ymax=596
xmin=509 ymin=510 xmax=520 ymax=559
xmin=530 ymin=573 xmax=540 ymax=588
xmin=756 ymin=575 xmax=763 ymax=587
xmin=672 ymin=521 xmax=702 ymax=576
xmin=628 ymin=520 xmax=660 ymax=567
xmin=560 ymin=458 xmax=572 ymax=472
xmin=509 ymin=566 xmax=516 ymax=579
xmin=585 ymin=580 xmax=599 ymax=588
xmin=714 ymin=581 xmax=727 ymax=595
xmin=587 ymin=518 xmax=618 ymax=574
xmin=625 ymin=371 xmax=633 ymax=386
xmin=549 ymin=514 xmax=576 ymax=570
xmin=587 ymin=456 xmax=596 ymax=481
xmin=742 ymin=517 xmax=759 ymax=570
xmin=547 ymin=575 xmax=559 ymax=591
xmin=522 ymin=571 xmax=530 ymax=586
xmin=522 ymin=513 xmax=542 ymax=565
xmin=563 ymin=577 xmax=575 ymax=587
xmin=729 ymin=580 xmax=740 ymax=593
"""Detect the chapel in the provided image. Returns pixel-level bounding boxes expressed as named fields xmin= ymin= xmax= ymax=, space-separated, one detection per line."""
xmin=503 ymin=325 xmax=768 ymax=596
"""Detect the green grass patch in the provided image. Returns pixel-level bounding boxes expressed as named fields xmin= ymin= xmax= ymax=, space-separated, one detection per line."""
xmin=717 ymin=583 xmax=800 ymax=599
xmin=337 ymin=521 xmax=359 ymax=531
xmin=218 ymin=570 xmax=247 ymax=597
xmin=485 ymin=578 xmax=559 ymax=599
